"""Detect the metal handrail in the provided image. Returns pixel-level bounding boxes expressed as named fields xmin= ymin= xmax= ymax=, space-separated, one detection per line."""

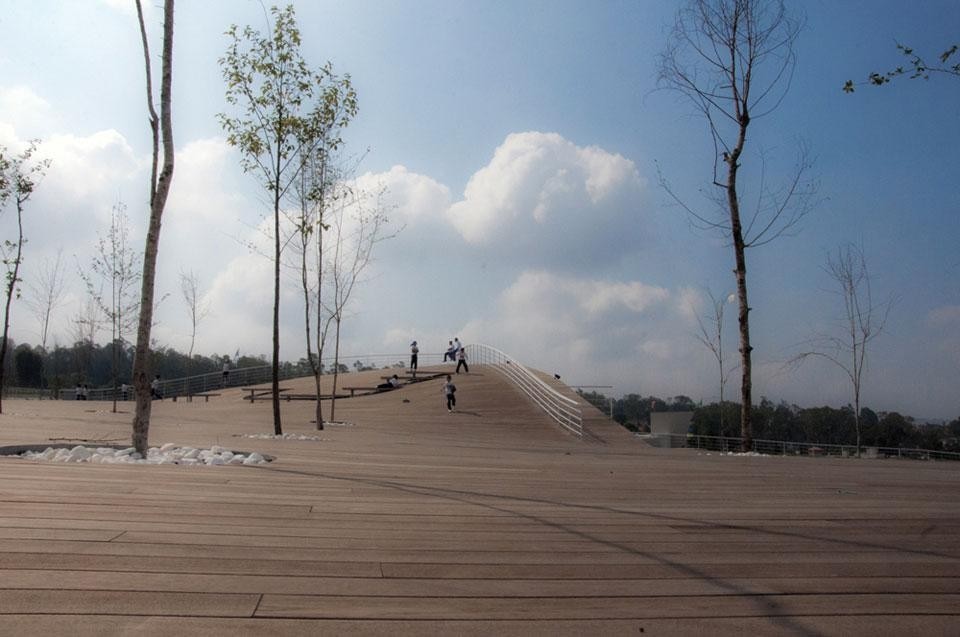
xmin=643 ymin=432 xmax=960 ymax=462
xmin=45 ymin=351 xmax=450 ymax=401
xmin=466 ymin=343 xmax=582 ymax=437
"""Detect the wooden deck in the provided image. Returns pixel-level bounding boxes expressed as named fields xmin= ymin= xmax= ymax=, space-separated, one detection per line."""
xmin=0 ymin=367 xmax=958 ymax=635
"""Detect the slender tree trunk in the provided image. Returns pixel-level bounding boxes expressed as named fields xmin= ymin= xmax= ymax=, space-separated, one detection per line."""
xmin=300 ymin=211 xmax=325 ymax=431
xmin=271 ymin=169 xmax=282 ymax=436
xmin=727 ymin=116 xmax=753 ymax=452
xmin=330 ymin=317 xmax=341 ymax=422
xmin=132 ymin=0 xmax=175 ymax=455
xmin=0 ymin=206 xmax=24 ymax=415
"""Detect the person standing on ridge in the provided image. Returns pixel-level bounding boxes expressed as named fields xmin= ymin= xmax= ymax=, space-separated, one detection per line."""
xmin=410 ymin=341 xmax=419 ymax=371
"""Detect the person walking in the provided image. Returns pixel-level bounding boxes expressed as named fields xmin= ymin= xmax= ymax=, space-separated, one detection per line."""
xmin=456 ymin=347 xmax=469 ymax=374
xmin=443 ymin=340 xmax=455 ymax=362
xmin=410 ymin=341 xmax=419 ymax=371
xmin=222 ymin=359 xmax=230 ymax=388
xmin=442 ymin=374 xmax=457 ymax=412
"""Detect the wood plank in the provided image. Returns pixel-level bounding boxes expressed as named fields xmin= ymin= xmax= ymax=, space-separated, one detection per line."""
xmin=1 ymin=570 xmax=958 ymax=597
xmin=255 ymin=593 xmax=960 ymax=620
xmin=0 ymin=590 xmax=259 ymax=616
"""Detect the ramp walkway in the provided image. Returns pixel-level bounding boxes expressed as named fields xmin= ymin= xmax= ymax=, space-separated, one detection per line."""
xmin=0 ymin=364 xmax=958 ymax=634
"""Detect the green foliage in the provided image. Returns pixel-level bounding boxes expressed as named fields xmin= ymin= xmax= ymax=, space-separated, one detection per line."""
xmin=0 ymin=141 xmax=50 ymax=411
xmin=844 ymin=42 xmax=960 ymax=92
xmin=217 ymin=4 xmax=358 ymax=194
xmin=689 ymin=397 xmax=954 ymax=451
xmin=14 ymin=344 xmax=44 ymax=388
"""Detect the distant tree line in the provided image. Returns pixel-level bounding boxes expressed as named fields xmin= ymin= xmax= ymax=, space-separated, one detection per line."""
xmin=578 ymin=391 xmax=960 ymax=453
xmin=3 ymin=339 xmax=258 ymax=394
xmin=1 ymin=337 xmax=381 ymax=396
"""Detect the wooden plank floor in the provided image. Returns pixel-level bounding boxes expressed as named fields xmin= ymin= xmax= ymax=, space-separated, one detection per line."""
xmin=0 ymin=366 xmax=958 ymax=635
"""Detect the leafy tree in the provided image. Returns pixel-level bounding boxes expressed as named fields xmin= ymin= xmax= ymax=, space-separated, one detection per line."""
xmin=844 ymin=43 xmax=959 ymax=92
xmin=691 ymin=401 xmax=741 ymax=437
xmin=796 ymin=406 xmax=854 ymax=446
xmin=219 ymin=4 xmax=354 ymax=435
xmin=14 ymin=344 xmax=44 ymax=388
xmin=753 ymin=399 xmax=800 ymax=441
xmin=577 ymin=390 xmax=610 ymax=415
xmin=131 ymin=0 xmax=176 ymax=455
xmin=0 ymin=141 xmax=50 ymax=413
xmin=657 ymin=0 xmax=816 ymax=450
xmin=873 ymin=412 xmax=916 ymax=449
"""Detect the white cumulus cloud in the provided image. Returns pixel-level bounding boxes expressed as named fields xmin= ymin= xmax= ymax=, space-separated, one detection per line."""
xmin=446 ymin=132 xmax=646 ymax=265
xmin=463 ymin=270 xmax=713 ymax=397
xmin=0 ymin=85 xmax=56 ymax=140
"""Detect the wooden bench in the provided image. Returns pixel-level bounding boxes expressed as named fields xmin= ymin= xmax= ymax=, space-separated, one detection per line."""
xmin=187 ymin=392 xmax=221 ymax=403
xmin=281 ymin=393 xmax=349 ymax=401
xmin=383 ymin=371 xmax=444 ymax=383
xmin=341 ymin=386 xmax=395 ymax=397
xmin=242 ymin=387 xmax=291 ymax=402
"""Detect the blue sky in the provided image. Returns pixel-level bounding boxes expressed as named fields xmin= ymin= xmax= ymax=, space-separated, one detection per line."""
xmin=1 ymin=0 xmax=958 ymax=420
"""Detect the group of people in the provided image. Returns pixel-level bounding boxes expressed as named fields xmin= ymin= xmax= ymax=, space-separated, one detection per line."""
xmin=406 ymin=338 xmax=464 ymax=412
xmin=408 ymin=337 xmax=468 ymax=374
xmin=72 ymin=376 xmax=163 ymax=401
xmin=442 ymin=338 xmax=469 ymax=374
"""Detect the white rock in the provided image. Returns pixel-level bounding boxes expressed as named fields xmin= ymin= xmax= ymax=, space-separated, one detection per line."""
xmin=243 ymin=452 xmax=264 ymax=465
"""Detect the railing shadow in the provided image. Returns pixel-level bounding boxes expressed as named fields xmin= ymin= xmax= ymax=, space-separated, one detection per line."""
xmin=247 ymin=462 xmax=928 ymax=634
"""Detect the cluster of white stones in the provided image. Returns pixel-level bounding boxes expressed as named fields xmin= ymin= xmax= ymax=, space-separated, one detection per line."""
xmin=18 ymin=443 xmax=269 ymax=466
xmin=240 ymin=433 xmax=322 ymax=441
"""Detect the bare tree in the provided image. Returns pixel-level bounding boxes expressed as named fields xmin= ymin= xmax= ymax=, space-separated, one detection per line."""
xmin=218 ymin=4 xmax=357 ymax=435
xmin=789 ymin=244 xmax=893 ymax=457
xmin=326 ymin=185 xmax=391 ymax=422
xmin=693 ymin=289 xmax=737 ymax=437
xmin=0 ymin=141 xmax=50 ymax=413
xmin=80 ymin=201 xmax=141 ymax=413
xmin=71 ymin=296 xmax=103 ymax=386
xmin=293 ymin=155 xmax=334 ymax=430
xmin=290 ymin=145 xmax=363 ymax=430
xmin=179 ymin=268 xmax=209 ymax=359
xmin=26 ymin=248 xmax=69 ymax=351
xmin=658 ymin=0 xmax=816 ymax=450
xmin=72 ymin=297 xmax=103 ymax=346
xmin=131 ymin=0 xmax=175 ymax=455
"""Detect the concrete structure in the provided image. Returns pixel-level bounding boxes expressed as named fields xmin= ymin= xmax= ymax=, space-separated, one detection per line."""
xmin=650 ymin=410 xmax=694 ymax=447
